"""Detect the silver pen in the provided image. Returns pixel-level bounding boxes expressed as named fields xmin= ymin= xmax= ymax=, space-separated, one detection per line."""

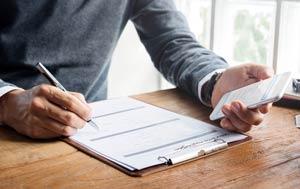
xmin=35 ymin=62 xmax=99 ymax=131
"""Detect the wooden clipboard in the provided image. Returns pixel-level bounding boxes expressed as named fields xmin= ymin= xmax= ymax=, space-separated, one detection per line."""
xmin=63 ymin=135 xmax=252 ymax=177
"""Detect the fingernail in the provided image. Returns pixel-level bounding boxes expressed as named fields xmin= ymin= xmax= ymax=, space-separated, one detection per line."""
xmin=232 ymin=103 xmax=240 ymax=113
xmin=221 ymin=119 xmax=230 ymax=128
xmin=222 ymin=107 xmax=230 ymax=116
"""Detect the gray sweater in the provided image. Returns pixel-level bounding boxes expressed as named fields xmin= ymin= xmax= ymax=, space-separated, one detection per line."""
xmin=0 ymin=0 xmax=228 ymax=102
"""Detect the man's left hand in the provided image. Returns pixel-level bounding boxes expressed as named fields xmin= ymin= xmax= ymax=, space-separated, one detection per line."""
xmin=211 ymin=63 xmax=274 ymax=133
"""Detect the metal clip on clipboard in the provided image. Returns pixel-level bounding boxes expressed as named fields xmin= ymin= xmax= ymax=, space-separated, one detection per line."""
xmin=158 ymin=139 xmax=228 ymax=165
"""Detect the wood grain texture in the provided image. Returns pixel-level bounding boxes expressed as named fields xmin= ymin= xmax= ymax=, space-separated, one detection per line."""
xmin=1 ymin=89 xmax=300 ymax=189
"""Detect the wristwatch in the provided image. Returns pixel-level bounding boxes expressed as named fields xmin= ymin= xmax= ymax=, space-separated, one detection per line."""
xmin=201 ymin=72 xmax=223 ymax=107
xmin=293 ymin=79 xmax=300 ymax=93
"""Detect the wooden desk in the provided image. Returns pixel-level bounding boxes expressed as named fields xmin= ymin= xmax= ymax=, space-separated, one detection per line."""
xmin=1 ymin=89 xmax=300 ymax=189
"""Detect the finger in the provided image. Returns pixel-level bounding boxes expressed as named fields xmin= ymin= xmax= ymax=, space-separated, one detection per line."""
xmin=258 ymin=103 xmax=272 ymax=114
xmin=36 ymin=84 xmax=91 ymax=120
xmin=29 ymin=127 xmax=61 ymax=139
xmin=31 ymin=97 xmax=86 ymax=129
xmin=23 ymin=124 xmax=61 ymax=139
xmin=11 ymin=120 xmax=61 ymax=139
xmin=230 ymin=101 xmax=264 ymax=126
xmin=220 ymin=118 xmax=236 ymax=132
xmin=69 ymin=93 xmax=93 ymax=119
xmin=222 ymin=105 xmax=253 ymax=132
xmin=31 ymin=115 xmax=77 ymax=137
xmin=246 ymin=64 xmax=274 ymax=80
xmin=69 ymin=92 xmax=88 ymax=105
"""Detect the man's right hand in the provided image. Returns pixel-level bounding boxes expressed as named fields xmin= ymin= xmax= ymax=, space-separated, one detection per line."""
xmin=0 ymin=84 xmax=92 ymax=139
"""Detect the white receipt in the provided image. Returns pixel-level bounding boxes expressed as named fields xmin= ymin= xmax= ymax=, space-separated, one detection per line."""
xmin=70 ymin=97 xmax=247 ymax=170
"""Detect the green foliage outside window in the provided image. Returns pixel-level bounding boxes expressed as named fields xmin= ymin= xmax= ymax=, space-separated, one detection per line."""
xmin=234 ymin=10 xmax=272 ymax=65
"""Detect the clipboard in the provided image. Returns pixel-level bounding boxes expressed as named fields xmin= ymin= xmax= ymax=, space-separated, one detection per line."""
xmin=63 ymin=135 xmax=251 ymax=177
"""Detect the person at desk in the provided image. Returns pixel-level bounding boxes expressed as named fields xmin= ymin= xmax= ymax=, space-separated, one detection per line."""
xmin=0 ymin=0 xmax=272 ymax=139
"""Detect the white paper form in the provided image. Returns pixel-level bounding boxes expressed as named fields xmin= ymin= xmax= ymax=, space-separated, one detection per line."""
xmin=70 ymin=97 xmax=247 ymax=170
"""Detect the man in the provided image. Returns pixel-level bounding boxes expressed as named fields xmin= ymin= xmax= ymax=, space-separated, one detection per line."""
xmin=0 ymin=0 xmax=272 ymax=139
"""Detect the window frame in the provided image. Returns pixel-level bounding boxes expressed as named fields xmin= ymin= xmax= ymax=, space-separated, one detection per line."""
xmin=208 ymin=0 xmax=299 ymax=73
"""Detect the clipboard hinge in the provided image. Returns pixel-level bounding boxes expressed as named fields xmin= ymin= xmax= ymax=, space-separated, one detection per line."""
xmin=158 ymin=139 xmax=228 ymax=165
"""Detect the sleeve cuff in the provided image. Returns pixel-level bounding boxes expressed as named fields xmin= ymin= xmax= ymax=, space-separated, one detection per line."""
xmin=0 ymin=86 xmax=22 ymax=125
xmin=0 ymin=86 xmax=22 ymax=98
xmin=198 ymin=69 xmax=226 ymax=107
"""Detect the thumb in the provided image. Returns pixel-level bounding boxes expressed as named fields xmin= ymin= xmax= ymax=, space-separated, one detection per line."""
xmin=247 ymin=64 xmax=274 ymax=80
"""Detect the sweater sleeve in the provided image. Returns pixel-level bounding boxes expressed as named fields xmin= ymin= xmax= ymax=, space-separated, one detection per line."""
xmin=131 ymin=0 xmax=229 ymax=99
